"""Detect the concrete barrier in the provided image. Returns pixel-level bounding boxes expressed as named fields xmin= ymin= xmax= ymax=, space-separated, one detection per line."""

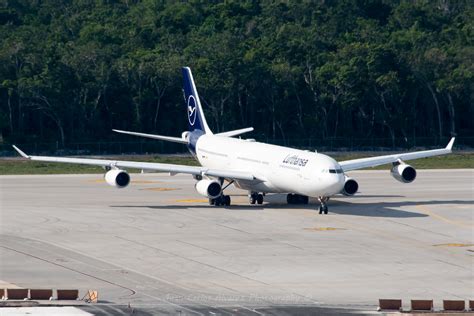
xmin=6 ymin=288 xmax=29 ymax=300
xmin=56 ymin=289 xmax=79 ymax=300
xmin=411 ymin=299 xmax=433 ymax=311
xmin=29 ymin=289 xmax=53 ymax=300
xmin=377 ymin=299 xmax=402 ymax=311
xmin=443 ymin=300 xmax=465 ymax=311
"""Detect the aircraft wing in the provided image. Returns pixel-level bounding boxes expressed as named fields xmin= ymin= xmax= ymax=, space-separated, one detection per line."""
xmin=12 ymin=146 xmax=259 ymax=182
xmin=339 ymin=138 xmax=455 ymax=172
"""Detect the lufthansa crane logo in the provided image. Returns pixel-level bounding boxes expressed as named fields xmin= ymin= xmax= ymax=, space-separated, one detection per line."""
xmin=187 ymin=95 xmax=197 ymax=126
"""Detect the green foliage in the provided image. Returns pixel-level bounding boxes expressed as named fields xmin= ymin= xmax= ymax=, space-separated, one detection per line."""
xmin=0 ymin=1 xmax=472 ymax=145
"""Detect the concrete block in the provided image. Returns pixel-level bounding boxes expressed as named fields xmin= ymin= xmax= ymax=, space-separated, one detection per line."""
xmin=56 ymin=289 xmax=79 ymax=300
xmin=411 ymin=299 xmax=433 ymax=311
xmin=377 ymin=299 xmax=402 ymax=311
xmin=443 ymin=300 xmax=465 ymax=311
xmin=30 ymin=289 xmax=53 ymax=300
xmin=6 ymin=288 xmax=29 ymax=300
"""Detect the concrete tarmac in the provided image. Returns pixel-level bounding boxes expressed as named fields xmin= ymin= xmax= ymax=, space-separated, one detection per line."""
xmin=0 ymin=170 xmax=473 ymax=315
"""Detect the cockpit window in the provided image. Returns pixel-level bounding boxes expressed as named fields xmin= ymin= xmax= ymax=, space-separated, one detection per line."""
xmin=325 ymin=168 xmax=343 ymax=174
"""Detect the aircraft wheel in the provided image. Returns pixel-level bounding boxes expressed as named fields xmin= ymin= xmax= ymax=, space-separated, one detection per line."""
xmin=249 ymin=192 xmax=258 ymax=205
xmin=302 ymin=196 xmax=309 ymax=204
xmin=256 ymin=194 xmax=264 ymax=205
xmin=249 ymin=196 xmax=256 ymax=204
xmin=287 ymin=194 xmax=294 ymax=204
xmin=224 ymin=195 xmax=231 ymax=206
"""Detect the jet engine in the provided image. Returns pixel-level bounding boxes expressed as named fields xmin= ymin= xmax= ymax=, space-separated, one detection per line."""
xmin=341 ymin=176 xmax=359 ymax=196
xmin=105 ymin=169 xmax=130 ymax=188
xmin=181 ymin=131 xmax=190 ymax=142
xmin=195 ymin=179 xmax=221 ymax=198
xmin=391 ymin=164 xmax=417 ymax=183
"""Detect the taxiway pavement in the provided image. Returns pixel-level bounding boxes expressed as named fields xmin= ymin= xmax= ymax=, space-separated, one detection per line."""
xmin=0 ymin=169 xmax=473 ymax=315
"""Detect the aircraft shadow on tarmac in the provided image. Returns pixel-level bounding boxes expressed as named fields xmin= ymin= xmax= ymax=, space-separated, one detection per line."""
xmin=328 ymin=199 xmax=473 ymax=217
xmin=111 ymin=198 xmax=472 ymax=218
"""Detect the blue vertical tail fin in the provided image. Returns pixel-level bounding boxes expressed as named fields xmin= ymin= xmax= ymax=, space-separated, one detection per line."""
xmin=182 ymin=67 xmax=212 ymax=134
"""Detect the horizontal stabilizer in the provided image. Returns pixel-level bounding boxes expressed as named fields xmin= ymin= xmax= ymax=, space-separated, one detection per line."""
xmin=112 ymin=129 xmax=188 ymax=144
xmin=216 ymin=127 xmax=254 ymax=137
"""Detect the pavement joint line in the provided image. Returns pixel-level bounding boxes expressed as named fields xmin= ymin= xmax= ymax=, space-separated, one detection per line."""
xmin=1 ymin=235 xmax=219 ymax=307
xmin=415 ymin=205 xmax=473 ymax=229
xmin=115 ymin=235 xmax=272 ymax=286
xmin=5 ymin=237 xmax=243 ymax=313
xmin=138 ymin=292 xmax=205 ymax=316
xmin=114 ymin=236 xmax=319 ymax=306
xmin=321 ymin=208 xmax=474 ymax=262
xmin=433 ymin=243 xmax=474 ymax=247
xmin=0 ymin=244 xmax=137 ymax=296
xmin=175 ymin=239 xmax=223 ymax=255
xmin=385 ymin=218 xmax=452 ymax=238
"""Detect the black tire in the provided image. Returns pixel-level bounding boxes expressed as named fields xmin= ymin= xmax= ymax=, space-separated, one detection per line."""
xmin=257 ymin=194 xmax=263 ymax=205
xmin=323 ymin=205 xmax=328 ymax=214
xmin=287 ymin=194 xmax=294 ymax=204
xmin=249 ymin=196 xmax=256 ymax=205
xmin=214 ymin=196 xmax=224 ymax=206
xmin=209 ymin=198 xmax=215 ymax=206
xmin=319 ymin=206 xmax=323 ymax=214
xmin=224 ymin=195 xmax=231 ymax=206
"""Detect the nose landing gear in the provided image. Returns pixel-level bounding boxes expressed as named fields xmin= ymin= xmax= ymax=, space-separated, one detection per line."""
xmin=318 ymin=196 xmax=329 ymax=214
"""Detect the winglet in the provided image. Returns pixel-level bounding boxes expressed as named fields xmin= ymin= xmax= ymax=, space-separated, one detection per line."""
xmin=12 ymin=145 xmax=30 ymax=159
xmin=446 ymin=137 xmax=455 ymax=150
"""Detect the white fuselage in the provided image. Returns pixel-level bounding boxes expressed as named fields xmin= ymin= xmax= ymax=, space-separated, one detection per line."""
xmin=195 ymin=135 xmax=345 ymax=197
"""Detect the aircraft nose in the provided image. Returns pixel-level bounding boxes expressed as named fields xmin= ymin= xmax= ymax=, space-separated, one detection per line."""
xmin=335 ymin=173 xmax=345 ymax=190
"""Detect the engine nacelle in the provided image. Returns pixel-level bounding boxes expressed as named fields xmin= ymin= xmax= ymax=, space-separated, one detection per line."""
xmin=341 ymin=176 xmax=359 ymax=196
xmin=195 ymin=179 xmax=221 ymax=198
xmin=105 ymin=169 xmax=130 ymax=188
xmin=391 ymin=164 xmax=417 ymax=183
xmin=181 ymin=131 xmax=190 ymax=142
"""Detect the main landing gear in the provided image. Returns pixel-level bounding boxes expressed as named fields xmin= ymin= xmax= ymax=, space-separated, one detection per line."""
xmin=249 ymin=192 xmax=264 ymax=205
xmin=318 ymin=196 xmax=329 ymax=214
xmin=286 ymin=194 xmax=309 ymax=205
xmin=209 ymin=195 xmax=231 ymax=206
xmin=209 ymin=178 xmax=233 ymax=206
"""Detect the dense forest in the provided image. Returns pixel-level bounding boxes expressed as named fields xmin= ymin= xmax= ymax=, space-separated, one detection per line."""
xmin=0 ymin=0 xmax=472 ymax=149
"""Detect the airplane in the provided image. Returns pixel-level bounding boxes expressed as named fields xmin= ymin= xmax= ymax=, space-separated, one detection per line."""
xmin=13 ymin=67 xmax=455 ymax=214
